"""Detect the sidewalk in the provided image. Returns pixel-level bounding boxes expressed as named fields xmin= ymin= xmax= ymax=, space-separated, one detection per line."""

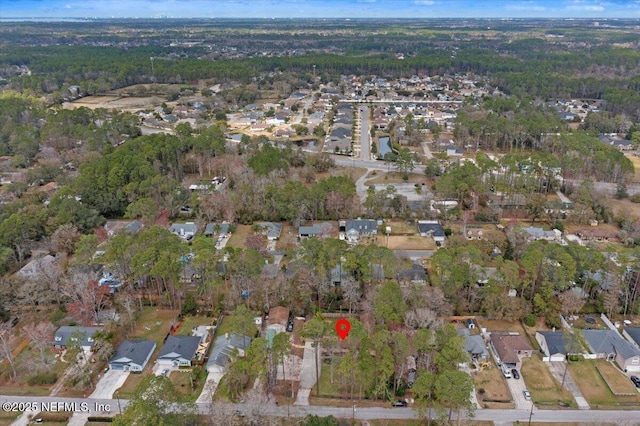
xmin=547 ymin=361 xmax=590 ymax=409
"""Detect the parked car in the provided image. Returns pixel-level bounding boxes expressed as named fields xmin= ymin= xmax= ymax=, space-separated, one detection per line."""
xmin=286 ymin=318 xmax=294 ymax=332
xmin=523 ymin=390 xmax=531 ymax=401
xmin=161 ymin=369 xmax=169 ymax=376
xmin=630 ymin=376 xmax=640 ymax=388
xmin=391 ymin=400 xmax=408 ymax=407
xmin=511 ymin=369 xmax=520 ymax=379
xmin=501 ymin=366 xmax=512 ymax=378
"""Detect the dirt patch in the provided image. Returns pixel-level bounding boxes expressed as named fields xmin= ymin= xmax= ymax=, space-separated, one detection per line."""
xmin=383 ymin=235 xmax=435 ymax=250
xmin=472 ymin=358 xmax=512 ymax=404
xmin=226 ymin=224 xmax=253 ymax=250
xmin=64 ymin=95 xmax=165 ymax=112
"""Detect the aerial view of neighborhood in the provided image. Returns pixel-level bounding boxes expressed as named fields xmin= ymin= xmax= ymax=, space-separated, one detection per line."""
xmin=1 ymin=0 xmax=640 ymax=425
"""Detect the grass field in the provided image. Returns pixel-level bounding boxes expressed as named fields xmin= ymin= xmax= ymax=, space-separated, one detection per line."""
xmin=176 ymin=315 xmax=215 ymax=336
xmin=521 ymin=356 xmax=575 ymax=406
xmin=595 ymin=360 xmax=638 ymax=395
xmin=365 ymin=171 xmax=426 ymax=185
xmin=226 ymin=224 xmax=252 ymax=249
xmin=384 ymin=235 xmax=435 ymax=250
xmin=129 ymin=308 xmax=179 ymax=348
xmin=471 ymin=359 xmax=512 ymax=405
xmin=569 ymin=360 xmax=640 ymax=408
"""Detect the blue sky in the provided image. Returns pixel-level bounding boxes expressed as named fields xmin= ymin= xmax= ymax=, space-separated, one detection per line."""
xmin=1 ymin=0 xmax=639 ymax=19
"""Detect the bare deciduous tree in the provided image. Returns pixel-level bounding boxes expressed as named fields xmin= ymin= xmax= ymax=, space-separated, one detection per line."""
xmin=23 ymin=321 xmax=56 ymax=369
xmin=558 ymin=290 xmax=586 ymax=317
xmin=0 ymin=322 xmax=18 ymax=378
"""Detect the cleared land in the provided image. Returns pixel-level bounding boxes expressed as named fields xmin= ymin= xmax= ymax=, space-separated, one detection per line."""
xmin=226 ymin=224 xmax=253 ymax=249
xmin=568 ymin=360 xmax=640 ymax=409
xmin=471 ymin=359 xmax=514 ymax=408
xmin=383 ymin=235 xmax=435 ymax=250
xmin=64 ymin=95 xmax=165 ymax=112
xmin=521 ymin=356 xmax=575 ymax=407
xmin=595 ymin=360 xmax=638 ymax=395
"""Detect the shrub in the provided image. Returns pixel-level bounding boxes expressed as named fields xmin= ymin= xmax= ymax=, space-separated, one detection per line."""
xmin=523 ymin=314 xmax=537 ymax=327
xmin=545 ymin=315 xmax=561 ymax=329
xmin=27 ymin=372 xmax=58 ymax=386
xmin=631 ymin=193 xmax=640 ymax=203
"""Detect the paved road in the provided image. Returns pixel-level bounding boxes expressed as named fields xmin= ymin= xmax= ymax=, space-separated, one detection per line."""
xmin=331 ymin=155 xmax=426 ymax=174
xmin=359 ymin=106 xmax=371 ymax=161
xmin=4 ymin=395 xmax=640 ymax=423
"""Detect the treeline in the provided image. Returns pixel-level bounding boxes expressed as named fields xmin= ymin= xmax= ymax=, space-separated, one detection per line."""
xmin=2 ymin=40 xmax=640 ymax=116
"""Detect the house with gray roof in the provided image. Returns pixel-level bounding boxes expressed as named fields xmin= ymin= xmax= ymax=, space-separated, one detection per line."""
xmin=109 ymin=339 xmax=156 ymax=372
xmin=170 ymin=222 xmax=198 ymax=241
xmin=536 ymin=331 xmax=581 ymax=362
xmin=397 ymin=264 xmax=427 ymax=285
xmin=417 ymin=220 xmax=446 ymax=243
xmin=521 ymin=226 xmax=561 ymax=242
xmin=339 ymin=219 xmax=377 ymax=244
xmin=157 ymin=335 xmax=203 ymax=367
xmin=582 ymin=329 xmax=640 ymax=372
xmin=53 ymin=326 xmax=102 ymax=351
xmin=204 ymin=222 xmax=231 ymax=237
xmin=457 ymin=328 xmax=488 ymax=363
xmin=623 ymin=326 xmax=640 ymax=350
xmin=255 ymin=222 xmax=282 ymax=240
xmin=206 ymin=333 xmax=253 ymax=374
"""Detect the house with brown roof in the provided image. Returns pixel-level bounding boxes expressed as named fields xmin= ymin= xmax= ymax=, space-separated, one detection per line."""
xmin=489 ymin=331 xmax=533 ymax=368
xmin=266 ymin=306 xmax=290 ymax=334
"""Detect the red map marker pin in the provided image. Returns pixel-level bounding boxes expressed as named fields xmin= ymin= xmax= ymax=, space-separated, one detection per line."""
xmin=335 ymin=318 xmax=351 ymax=340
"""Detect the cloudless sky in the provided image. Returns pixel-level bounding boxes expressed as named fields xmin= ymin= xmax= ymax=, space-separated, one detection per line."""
xmin=1 ymin=0 xmax=639 ymax=19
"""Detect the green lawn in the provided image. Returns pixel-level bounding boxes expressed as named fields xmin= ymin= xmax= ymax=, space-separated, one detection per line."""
xmin=568 ymin=360 xmax=640 ymax=409
xmin=521 ymin=356 xmax=575 ymax=407
xmin=176 ymin=315 xmax=215 ymax=336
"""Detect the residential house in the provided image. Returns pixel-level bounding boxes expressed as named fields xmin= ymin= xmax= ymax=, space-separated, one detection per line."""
xmin=125 ymin=220 xmax=143 ymax=234
xmin=598 ymin=134 xmax=634 ymax=151
xmin=157 ymin=335 xmax=203 ymax=367
xmin=457 ymin=328 xmax=489 ymax=363
xmin=53 ymin=326 xmax=102 ymax=351
xmin=204 ymin=222 xmax=231 ymax=238
xmin=521 ymin=227 xmax=561 ymax=242
xmin=623 ymin=326 xmax=640 ymax=350
xmin=170 ymin=222 xmax=198 ymax=241
xmin=576 ymin=228 xmax=618 ymax=242
xmin=255 ymin=222 xmax=282 ymax=240
xmin=339 ymin=219 xmax=377 ymax=244
xmin=535 ymin=331 xmax=581 ymax=362
xmin=489 ymin=332 xmax=533 ymax=368
xmin=582 ymin=329 xmax=640 ymax=372
xmin=298 ymin=222 xmax=332 ymax=240
xmin=396 ymin=264 xmax=427 ymax=285
xmin=330 ymin=263 xmax=349 ymax=286
xmin=109 ymin=339 xmax=156 ymax=372
xmin=266 ymin=306 xmax=290 ymax=334
xmin=417 ymin=220 xmax=446 ymax=243
xmin=206 ymin=333 xmax=253 ymax=374
xmin=16 ymin=254 xmax=59 ymax=280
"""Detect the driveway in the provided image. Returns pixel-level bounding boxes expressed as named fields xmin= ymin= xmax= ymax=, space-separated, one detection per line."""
xmin=504 ymin=368 xmax=530 ymax=409
xmin=547 ymin=361 xmax=590 ymax=409
xmin=295 ymin=341 xmax=321 ymax=406
xmin=196 ymin=371 xmax=225 ymax=404
xmin=89 ymin=370 xmax=129 ymax=399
